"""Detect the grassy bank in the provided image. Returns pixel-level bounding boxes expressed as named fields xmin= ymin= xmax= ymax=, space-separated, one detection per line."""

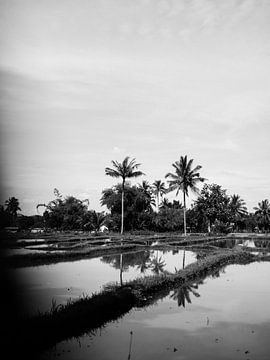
xmin=2 ymin=235 xmax=227 ymax=268
xmin=9 ymin=248 xmax=258 ymax=358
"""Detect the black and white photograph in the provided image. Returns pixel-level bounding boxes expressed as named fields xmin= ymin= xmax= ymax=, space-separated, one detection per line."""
xmin=0 ymin=1 xmax=270 ymax=359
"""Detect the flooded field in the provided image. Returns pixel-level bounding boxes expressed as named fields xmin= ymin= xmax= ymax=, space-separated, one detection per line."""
xmin=209 ymin=238 xmax=270 ymax=252
xmin=41 ymin=261 xmax=270 ymax=360
xmin=9 ymin=249 xmax=197 ymax=316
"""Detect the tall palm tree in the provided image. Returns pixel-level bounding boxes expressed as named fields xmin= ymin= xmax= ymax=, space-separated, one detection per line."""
xmin=152 ymin=180 xmax=167 ymax=212
xmin=254 ymin=199 xmax=270 ymax=232
xmin=105 ymin=156 xmax=144 ymax=234
xmin=165 ymin=155 xmax=205 ymax=236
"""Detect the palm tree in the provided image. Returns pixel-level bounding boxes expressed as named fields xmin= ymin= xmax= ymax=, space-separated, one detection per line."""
xmin=105 ymin=156 xmax=144 ymax=234
xmin=165 ymin=155 xmax=205 ymax=236
xmin=230 ymin=194 xmax=247 ymax=231
xmin=152 ymin=180 xmax=167 ymax=212
xmin=230 ymin=195 xmax=247 ymax=217
xmin=254 ymin=199 xmax=270 ymax=232
xmin=160 ymin=197 xmax=170 ymax=209
xmin=138 ymin=180 xmax=156 ymax=208
xmin=5 ymin=197 xmax=21 ymax=218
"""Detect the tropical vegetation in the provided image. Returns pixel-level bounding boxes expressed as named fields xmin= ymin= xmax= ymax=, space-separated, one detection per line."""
xmin=1 ymin=155 xmax=269 ymax=234
xmin=165 ymin=155 xmax=205 ymax=235
xmin=105 ymin=157 xmax=144 ymax=234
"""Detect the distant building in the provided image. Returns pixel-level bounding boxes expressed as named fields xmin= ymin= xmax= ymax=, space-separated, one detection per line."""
xmin=30 ymin=228 xmax=44 ymax=233
xmin=100 ymin=225 xmax=108 ymax=232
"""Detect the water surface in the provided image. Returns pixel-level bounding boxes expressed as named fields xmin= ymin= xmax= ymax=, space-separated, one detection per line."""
xmin=41 ymin=261 xmax=270 ymax=360
xmin=10 ymin=249 xmax=196 ymax=316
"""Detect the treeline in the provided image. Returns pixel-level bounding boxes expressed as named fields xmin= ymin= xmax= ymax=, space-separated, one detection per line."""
xmin=1 ymin=183 xmax=269 ymax=234
xmin=1 ymin=155 xmax=270 ymax=234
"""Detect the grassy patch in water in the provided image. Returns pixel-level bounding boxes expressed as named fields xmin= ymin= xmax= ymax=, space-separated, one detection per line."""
xmin=10 ymin=248 xmax=258 ymax=358
xmin=2 ymin=235 xmax=227 ymax=268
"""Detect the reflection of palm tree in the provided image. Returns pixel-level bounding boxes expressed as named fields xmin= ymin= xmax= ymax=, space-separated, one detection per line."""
xmin=150 ymin=256 xmax=166 ymax=275
xmin=136 ymin=258 xmax=151 ymax=273
xmin=120 ymin=252 xmax=123 ymax=286
xmin=170 ymin=283 xmax=200 ymax=307
xmin=105 ymin=157 xmax=144 ymax=234
xmin=182 ymin=250 xmax=186 ymax=269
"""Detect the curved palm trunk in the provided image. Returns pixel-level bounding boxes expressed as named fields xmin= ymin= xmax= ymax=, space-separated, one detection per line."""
xmin=121 ymin=181 xmax=124 ymax=234
xmin=183 ymin=191 xmax=187 ymax=236
xmin=156 ymin=193 xmax=159 ymax=212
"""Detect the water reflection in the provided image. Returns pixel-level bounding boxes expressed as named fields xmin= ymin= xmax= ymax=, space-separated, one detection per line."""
xmin=127 ymin=331 xmax=133 ymax=360
xmin=150 ymin=255 xmax=166 ymax=275
xmin=101 ymin=249 xmax=195 ymax=284
xmin=170 ymin=281 xmax=201 ymax=307
xmin=210 ymin=238 xmax=270 ymax=250
xmin=10 ymin=249 xmax=197 ymax=316
xmin=41 ymin=261 xmax=270 ymax=360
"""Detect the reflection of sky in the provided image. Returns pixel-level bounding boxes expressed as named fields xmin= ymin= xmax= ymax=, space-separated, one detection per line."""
xmin=44 ymin=261 xmax=270 ymax=360
xmin=140 ymin=262 xmax=270 ymax=329
xmin=8 ymin=249 xmax=196 ymax=315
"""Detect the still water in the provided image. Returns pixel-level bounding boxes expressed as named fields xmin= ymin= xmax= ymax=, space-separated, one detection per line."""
xmin=210 ymin=238 xmax=270 ymax=251
xmin=10 ymin=249 xmax=196 ymax=316
xmin=41 ymin=261 xmax=270 ymax=360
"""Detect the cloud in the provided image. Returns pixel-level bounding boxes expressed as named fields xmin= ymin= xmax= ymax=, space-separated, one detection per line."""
xmin=112 ymin=146 xmax=125 ymax=154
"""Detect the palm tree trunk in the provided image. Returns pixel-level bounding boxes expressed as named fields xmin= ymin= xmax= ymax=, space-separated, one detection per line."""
xmin=207 ymin=220 xmax=211 ymax=233
xmin=157 ymin=193 xmax=159 ymax=212
xmin=182 ymin=250 xmax=186 ymax=269
xmin=183 ymin=191 xmax=186 ymax=236
xmin=120 ymin=252 xmax=123 ymax=286
xmin=121 ymin=181 xmax=124 ymax=234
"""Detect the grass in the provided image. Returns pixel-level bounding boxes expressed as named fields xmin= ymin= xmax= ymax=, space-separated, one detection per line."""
xmin=2 ymin=234 xmax=229 ymax=268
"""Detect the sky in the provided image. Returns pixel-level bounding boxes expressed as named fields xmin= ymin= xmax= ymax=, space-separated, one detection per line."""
xmin=0 ymin=0 xmax=270 ymax=215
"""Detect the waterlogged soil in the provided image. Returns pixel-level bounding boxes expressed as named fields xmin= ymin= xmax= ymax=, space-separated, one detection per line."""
xmin=9 ymin=249 xmax=197 ymax=316
xmin=41 ymin=261 xmax=270 ymax=360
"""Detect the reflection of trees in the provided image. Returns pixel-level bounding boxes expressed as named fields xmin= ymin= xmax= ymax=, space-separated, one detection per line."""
xmin=210 ymin=266 xmax=226 ymax=279
xmin=101 ymin=250 xmax=169 ymax=276
xmin=150 ymin=256 xmax=166 ymax=275
xmin=136 ymin=256 xmax=151 ymax=273
xmin=213 ymin=239 xmax=237 ymax=249
xmin=254 ymin=240 xmax=270 ymax=249
xmin=101 ymin=251 xmax=151 ymax=271
xmin=101 ymin=250 xmax=169 ymax=283
xmin=170 ymin=282 xmax=201 ymax=307
xmin=101 ymin=251 xmax=151 ymax=286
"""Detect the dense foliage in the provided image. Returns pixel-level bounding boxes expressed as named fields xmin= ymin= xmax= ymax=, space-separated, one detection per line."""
xmin=1 ymin=155 xmax=269 ymax=234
